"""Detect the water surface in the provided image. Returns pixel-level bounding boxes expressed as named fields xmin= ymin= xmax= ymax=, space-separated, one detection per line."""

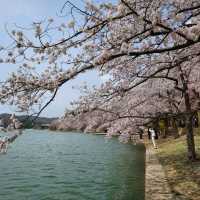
xmin=0 ymin=130 xmax=145 ymax=200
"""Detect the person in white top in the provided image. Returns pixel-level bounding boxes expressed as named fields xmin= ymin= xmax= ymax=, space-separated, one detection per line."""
xmin=0 ymin=136 xmax=9 ymax=153
xmin=149 ymin=128 xmax=157 ymax=149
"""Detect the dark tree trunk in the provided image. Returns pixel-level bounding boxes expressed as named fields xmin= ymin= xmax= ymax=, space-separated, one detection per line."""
xmin=163 ymin=118 xmax=169 ymax=138
xmin=179 ymin=68 xmax=196 ymax=161
xmin=184 ymin=92 xmax=196 ymax=161
xmin=153 ymin=120 xmax=159 ymax=137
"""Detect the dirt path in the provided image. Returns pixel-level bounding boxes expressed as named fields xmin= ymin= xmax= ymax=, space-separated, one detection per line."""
xmin=145 ymin=146 xmax=175 ymax=200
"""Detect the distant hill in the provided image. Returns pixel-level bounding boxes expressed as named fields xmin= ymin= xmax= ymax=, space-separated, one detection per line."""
xmin=0 ymin=113 xmax=58 ymax=129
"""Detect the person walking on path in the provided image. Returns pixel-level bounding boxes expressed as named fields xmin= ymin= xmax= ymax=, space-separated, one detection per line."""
xmin=0 ymin=136 xmax=9 ymax=153
xmin=149 ymin=128 xmax=158 ymax=149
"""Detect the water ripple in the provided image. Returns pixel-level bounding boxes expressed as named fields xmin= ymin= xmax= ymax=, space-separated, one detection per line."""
xmin=0 ymin=130 xmax=145 ymax=200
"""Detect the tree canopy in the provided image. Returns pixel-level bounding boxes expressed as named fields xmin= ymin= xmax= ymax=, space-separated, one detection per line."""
xmin=1 ymin=0 xmax=200 ymax=159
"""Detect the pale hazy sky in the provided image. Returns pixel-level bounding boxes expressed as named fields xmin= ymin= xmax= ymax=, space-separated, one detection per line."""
xmin=0 ymin=0 xmax=108 ymax=117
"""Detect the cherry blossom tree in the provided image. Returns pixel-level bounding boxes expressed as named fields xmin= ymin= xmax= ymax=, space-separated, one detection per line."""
xmin=0 ymin=0 xmax=200 ymax=160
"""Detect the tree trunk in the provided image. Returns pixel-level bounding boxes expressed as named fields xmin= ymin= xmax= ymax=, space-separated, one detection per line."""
xmin=184 ymin=91 xmax=196 ymax=161
xmin=153 ymin=120 xmax=159 ymax=137
xmin=179 ymin=68 xmax=196 ymax=161
xmin=163 ymin=118 xmax=169 ymax=138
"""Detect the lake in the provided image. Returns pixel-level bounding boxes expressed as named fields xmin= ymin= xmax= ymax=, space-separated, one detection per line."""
xmin=0 ymin=130 xmax=145 ymax=200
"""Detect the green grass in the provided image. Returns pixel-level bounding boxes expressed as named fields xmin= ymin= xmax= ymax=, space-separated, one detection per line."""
xmin=157 ymin=135 xmax=200 ymax=200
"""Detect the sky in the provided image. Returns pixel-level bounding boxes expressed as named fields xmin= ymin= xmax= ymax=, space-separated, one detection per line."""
xmin=0 ymin=0 xmax=108 ymax=118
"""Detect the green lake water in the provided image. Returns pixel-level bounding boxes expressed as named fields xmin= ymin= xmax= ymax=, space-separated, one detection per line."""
xmin=0 ymin=130 xmax=145 ymax=200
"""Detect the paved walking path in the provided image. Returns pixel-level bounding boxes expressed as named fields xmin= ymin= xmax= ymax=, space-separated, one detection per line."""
xmin=145 ymin=146 xmax=175 ymax=200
